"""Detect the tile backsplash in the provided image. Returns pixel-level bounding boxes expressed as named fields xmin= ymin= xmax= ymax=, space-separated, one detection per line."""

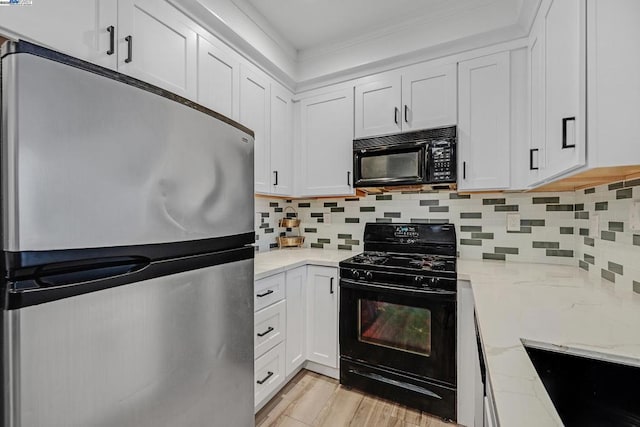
xmin=255 ymin=180 xmax=640 ymax=290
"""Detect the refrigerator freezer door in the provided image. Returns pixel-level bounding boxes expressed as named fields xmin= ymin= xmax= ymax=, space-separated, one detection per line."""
xmin=1 ymin=50 xmax=254 ymax=252
xmin=4 ymin=258 xmax=254 ymax=427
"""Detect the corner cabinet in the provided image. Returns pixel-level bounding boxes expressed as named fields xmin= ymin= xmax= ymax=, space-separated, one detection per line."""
xmin=298 ymin=90 xmax=354 ymax=197
xmin=528 ymin=0 xmax=586 ymax=185
xmin=354 ymin=63 xmax=457 ymax=138
xmin=305 ymin=266 xmax=339 ymax=369
xmin=285 ymin=266 xmax=306 ymax=376
xmin=458 ymin=52 xmax=511 ymax=191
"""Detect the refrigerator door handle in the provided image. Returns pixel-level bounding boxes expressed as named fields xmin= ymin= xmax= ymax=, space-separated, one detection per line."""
xmin=32 ymin=256 xmax=150 ymax=288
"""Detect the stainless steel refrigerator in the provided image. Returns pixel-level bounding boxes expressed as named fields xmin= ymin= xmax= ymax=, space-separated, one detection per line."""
xmin=1 ymin=40 xmax=255 ymax=427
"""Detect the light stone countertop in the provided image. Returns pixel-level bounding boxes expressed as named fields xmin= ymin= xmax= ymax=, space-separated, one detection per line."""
xmin=255 ymin=249 xmax=640 ymax=426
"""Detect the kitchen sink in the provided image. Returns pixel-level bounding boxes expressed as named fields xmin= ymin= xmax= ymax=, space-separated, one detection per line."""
xmin=525 ymin=345 xmax=640 ymax=426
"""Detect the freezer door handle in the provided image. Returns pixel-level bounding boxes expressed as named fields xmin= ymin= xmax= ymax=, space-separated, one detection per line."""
xmin=33 ymin=256 xmax=150 ymax=288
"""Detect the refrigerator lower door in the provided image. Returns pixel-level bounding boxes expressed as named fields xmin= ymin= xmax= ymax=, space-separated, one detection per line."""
xmin=1 ymin=44 xmax=254 ymax=252
xmin=4 ymin=258 xmax=254 ymax=427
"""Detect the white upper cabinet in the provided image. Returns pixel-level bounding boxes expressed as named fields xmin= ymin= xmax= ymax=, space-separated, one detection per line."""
xmin=197 ymin=35 xmax=240 ymax=121
xmin=299 ymin=89 xmax=355 ymax=197
xmin=401 ymin=63 xmax=457 ymax=132
xmin=270 ymin=84 xmax=294 ymax=196
xmin=0 ymin=0 xmax=118 ymax=69
xmin=354 ymin=76 xmax=402 ymax=138
xmin=118 ymin=0 xmax=197 ymax=99
xmin=240 ymin=64 xmax=271 ymax=194
xmin=354 ymin=64 xmax=457 ymax=138
xmin=528 ymin=0 xmax=586 ymax=185
xmin=458 ymin=52 xmax=511 ymax=191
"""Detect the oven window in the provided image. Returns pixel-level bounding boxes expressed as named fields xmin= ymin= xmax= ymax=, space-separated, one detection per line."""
xmin=360 ymin=152 xmax=420 ymax=180
xmin=358 ymin=299 xmax=431 ymax=356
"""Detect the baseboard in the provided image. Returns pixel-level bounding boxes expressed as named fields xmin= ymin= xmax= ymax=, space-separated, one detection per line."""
xmin=304 ymin=360 xmax=340 ymax=380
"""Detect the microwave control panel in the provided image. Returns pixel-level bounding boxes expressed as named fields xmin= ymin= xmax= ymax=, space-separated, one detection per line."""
xmin=430 ymin=141 xmax=456 ymax=182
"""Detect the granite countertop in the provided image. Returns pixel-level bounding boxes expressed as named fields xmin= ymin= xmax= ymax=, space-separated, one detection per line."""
xmin=255 ymin=249 xmax=640 ymax=426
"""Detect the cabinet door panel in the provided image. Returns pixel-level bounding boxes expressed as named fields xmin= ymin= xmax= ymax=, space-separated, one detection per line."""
xmin=197 ymin=36 xmax=240 ymax=120
xmin=0 ymin=0 xmax=117 ymax=69
xmin=306 ymin=266 xmax=338 ymax=368
xmin=270 ymin=84 xmax=293 ymax=196
xmin=458 ymin=52 xmax=511 ymax=191
xmin=544 ymin=0 xmax=585 ymax=177
xmin=354 ymin=76 xmax=401 ymax=138
xmin=285 ymin=267 xmax=306 ymax=376
xmin=402 ymin=63 xmax=457 ymax=131
xmin=240 ymin=65 xmax=271 ymax=194
xmin=118 ymin=0 xmax=197 ymax=99
xmin=528 ymin=17 xmax=546 ymax=185
xmin=300 ymin=90 xmax=354 ymax=196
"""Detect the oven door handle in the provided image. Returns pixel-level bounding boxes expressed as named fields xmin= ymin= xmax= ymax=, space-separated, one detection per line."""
xmin=340 ymin=279 xmax=456 ymax=298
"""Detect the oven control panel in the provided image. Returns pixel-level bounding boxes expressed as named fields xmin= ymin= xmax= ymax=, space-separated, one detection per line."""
xmin=429 ymin=140 xmax=456 ymax=182
xmin=339 ymin=267 xmax=456 ymax=293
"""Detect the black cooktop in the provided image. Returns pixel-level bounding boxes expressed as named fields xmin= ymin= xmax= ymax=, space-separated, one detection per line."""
xmin=343 ymin=251 xmax=455 ymax=273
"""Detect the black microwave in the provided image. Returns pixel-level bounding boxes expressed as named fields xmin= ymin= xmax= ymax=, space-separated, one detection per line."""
xmin=353 ymin=126 xmax=457 ymax=188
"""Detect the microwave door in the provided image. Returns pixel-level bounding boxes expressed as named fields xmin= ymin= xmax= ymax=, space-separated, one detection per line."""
xmin=354 ymin=146 xmax=427 ymax=187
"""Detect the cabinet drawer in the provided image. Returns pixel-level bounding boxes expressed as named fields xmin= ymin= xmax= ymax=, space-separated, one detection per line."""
xmin=254 ymin=341 xmax=285 ymax=409
xmin=255 ymin=299 xmax=286 ymax=359
xmin=254 ymin=273 xmax=285 ymax=312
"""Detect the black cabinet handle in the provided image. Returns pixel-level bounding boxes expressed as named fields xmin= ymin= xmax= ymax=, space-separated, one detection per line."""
xmin=256 ymin=289 xmax=274 ymax=298
xmin=394 ymin=107 xmax=399 ymax=125
xmin=562 ymin=117 xmax=576 ymax=149
xmin=529 ymin=148 xmax=539 ymax=171
xmin=125 ymin=35 xmax=133 ymax=63
xmin=463 ymin=161 xmax=467 ymax=180
xmin=257 ymin=326 xmax=274 ymax=337
xmin=273 ymin=171 xmax=278 ymax=186
xmin=106 ymin=26 xmax=115 ymax=55
xmin=347 ymin=171 xmax=351 ymax=186
xmin=330 ymin=277 xmax=334 ymax=294
xmin=404 ymin=105 xmax=409 ymax=123
xmin=256 ymin=371 xmax=274 ymax=385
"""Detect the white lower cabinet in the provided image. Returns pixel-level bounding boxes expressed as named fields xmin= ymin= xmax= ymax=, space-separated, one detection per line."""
xmin=285 ymin=266 xmax=307 ymax=376
xmin=305 ymin=266 xmax=339 ymax=369
xmin=254 ymin=342 xmax=286 ymax=409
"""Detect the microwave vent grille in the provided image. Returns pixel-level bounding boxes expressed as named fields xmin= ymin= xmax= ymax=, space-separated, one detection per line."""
xmin=353 ymin=126 xmax=456 ymax=151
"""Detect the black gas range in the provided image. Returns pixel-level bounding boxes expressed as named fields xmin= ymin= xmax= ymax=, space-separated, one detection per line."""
xmin=339 ymin=223 xmax=457 ymax=422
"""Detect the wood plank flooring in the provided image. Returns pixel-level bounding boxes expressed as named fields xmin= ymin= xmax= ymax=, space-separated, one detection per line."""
xmin=255 ymin=370 xmax=455 ymax=427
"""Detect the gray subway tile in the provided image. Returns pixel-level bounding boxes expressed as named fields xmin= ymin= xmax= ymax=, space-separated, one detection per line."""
xmin=634 ymin=235 xmax=640 ymax=246
xmin=634 ymin=281 xmax=640 ymax=294
xmin=508 ymin=226 xmax=532 ymax=234
xmin=595 ymin=202 xmax=608 ymax=211
xmin=310 ymin=243 xmax=324 ymax=249
xmin=617 ymin=188 xmax=633 ymax=199
xmin=360 ymin=206 xmax=376 ymax=212
xmin=584 ymin=237 xmax=595 ymax=247
xmin=344 ymin=198 xmax=360 ymax=202
xmin=331 ymin=207 xmax=345 ymax=213
xmin=384 ymin=212 xmax=402 ymax=218
xmin=575 ymin=212 xmax=590 ymax=220
xmin=460 ymin=239 xmax=482 ymax=246
xmin=609 ymin=181 xmax=624 ymax=191
xmin=264 ymin=228 xmax=274 ymax=234
xmin=317 ymin=238 xmax=331 ymax=244
xmin=419 ymin=200 xmax=440 ymax=206
xmin=376 ymin=218 xmax=392 ymax=223
xmin=345 ymin=239 xmax=360 ymax=245
xmin=316 ymin=218 xmax=324 ymax=223
xmin=601 ymin=230 xmax=616 ymax=242
xmin=584 ymin=253 xmax=595 ymax=264
xmin=546 ymin=249 xmax=574 ymax=257
xmin=546 ymin=204 xmax=575 ymax=212
xmin=338 ymin=233 xmax=352 ymax=239
xmin=323 ymin=202 xmax=338 ymax=207
xmin=560 ymin=227 xmax=574 ymax=235
xmin=304 ymin=228 xmax=317 ymax=233
xmin=533 ymin=197 xmax=560 ymax=204
xmin=579 ymin=228 xmax=589 ymax=236
xmin=338 ymin=244 xmax=352 ymax=251
xmin=269 ymin=243 xmax=279 ymax=249
xmin=376 ymin=195 xmax=392 ymax=200
xmin=495 ymin=205 xmax=519 ymax=212
xmin=601 ymin=269 xmax=616 ymax=283
xmin=269 ymin=202 xmax=279 ymax=207
xmin=449 ymin=193 xmax=471 ymax=199
xmin=310 ymin=212 xmax=323 ymax=218
xmin=533 ymin=241 xmax=560 ymax=249
xmin=608 ymin=262 xmax=624 ymax=275
xmin=579 ymin=260 xmax=589 ymax=271
xmin=298 ymin=202 xmax=311 ymax=208
xmin=430 ymin=206 xmax=449 ymax=213
xmin=345 ymin=218 xmax=360 ymax=223
xmin=625 ymin=178 xmax=640 ymax=187
xmin=483 ymin=198 xmax=506 ymax=205
xmin=460 ymin=226 xmax=483 ymax=232
xmin=495 ymin=247 xmax=519 ymax=255
xmin=574 ymin=204 xmax=585 ymax=211
xmin=609 ymin=221 xmax=624 ymax=232
xmin=483 ymin=253 xmax=506 ymax=261
xmin=261 ymin=212 xmax=270 ymax=218
xmin=472 ymin=232 xmax=494 ymax=239
xmin=521 ymin=219 xmax=545 ymax=227
xmin=584 ymin=187 xmax=596 ymax=194
xmin=461 ymin=212 xmax=482 ymax=219
xmin=274 ymin=207 xmax=284 ymax=213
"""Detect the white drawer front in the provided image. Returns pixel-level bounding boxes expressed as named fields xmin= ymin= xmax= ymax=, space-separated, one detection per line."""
xmin=254 ymin=273 xmax=285 ymax=312
xmin=254 ymin=299 xmax=286 ymax=359
xmin=254 ymin=341 xmax=285 ymax=409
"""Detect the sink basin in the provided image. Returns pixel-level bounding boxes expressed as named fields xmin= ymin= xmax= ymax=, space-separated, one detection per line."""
xmin=525 ymin=345 xmax=640 ymax=426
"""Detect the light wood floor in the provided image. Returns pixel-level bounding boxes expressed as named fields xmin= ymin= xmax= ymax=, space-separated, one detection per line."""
xmin=255 ymin=370 xmax=455 ymax=427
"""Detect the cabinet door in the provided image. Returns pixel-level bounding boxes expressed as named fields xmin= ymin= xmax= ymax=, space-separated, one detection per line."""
xmin=306 ymin=266 xmax=338 ymax=368
xmin=240 ymin=65 xmax=271 ymax=194
xmin=285 ymin=266 xmax=306 ymax=376
xmin=458 ymin=52 xmax=511 ymax=191
xmin=528 ymin=14 xmax=546 ymax=185
xmin=118 ymin=0 xmax=197 ymax=99
xmin=544 ymin=0 xmax=586 ymax=178
xmin=300 ymin=89 xmax=354 ymax=197
xmin=0 ymin=0 xmax=117 ymax=69
xmin=197 ymin=35 xmax=240 ymax=121
xmin=270 ymin=84 xmax=294 ymax=196
xmin=354 ymin=76 xmax=401 ymax=138
xmin=401 ymin=63 xmax=457 ymax=132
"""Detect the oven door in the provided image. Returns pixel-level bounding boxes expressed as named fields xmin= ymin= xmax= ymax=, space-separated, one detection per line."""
xmin=353 ymin=144 xmax=427 ymax=187
xmin=339 ymin=279 xmax=456 ymax=386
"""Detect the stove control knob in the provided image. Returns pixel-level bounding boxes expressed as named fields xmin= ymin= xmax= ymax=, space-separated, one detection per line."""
xmin=429 ymin=277 xmax=438 ymax=287
xmin=364 ymin=271 xmax=373 ymax=281
xmin=414 ymin=276 xmax=426 ymax=286
xmin=351 ymin=270 xmax=360 ymax=280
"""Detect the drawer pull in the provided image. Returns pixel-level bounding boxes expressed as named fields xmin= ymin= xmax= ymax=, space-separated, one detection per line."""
xmin=257 ymin=326 xmax=274 ymax=337
xmin=256 ymin=289 xmax=274 ymax=298
xmin=257 ymin=371 xmax=274 ymax=385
